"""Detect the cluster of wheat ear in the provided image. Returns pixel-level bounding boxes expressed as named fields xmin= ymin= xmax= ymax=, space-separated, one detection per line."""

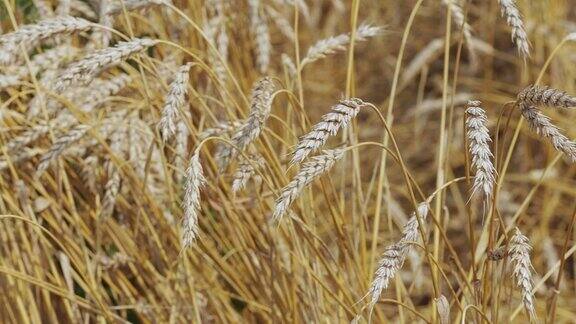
xmin=1 ymin=0 xmax=576 ymax=322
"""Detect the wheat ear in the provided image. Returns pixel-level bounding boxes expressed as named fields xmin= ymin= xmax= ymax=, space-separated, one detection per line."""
xmin=182 ymin=151 xmax=206 ymax=247
xmin=368 ymin=203 xmax=429 ymax=309
xmin=106 ymin=0 xmax=168 ymax=15
xmin=518 ymin=85 xmax=576 ymax=109
xmin=272 ymin=148 xmax=345 ymax=221
xmin=508 ymin=227 xmax=537 ymax=321
xmin=441 ymin=0 xmax=477 ymax=67
xmin=54 ymin=38 xmax=158 ymax=91
xmin=291 ymin=98 xmax=367 ymax=165
xmin=232 ymin=155 xmax=265 ymax=192
xmin=0 ymin=17 xmax=92 ymax=65
xmin=465 ymin=100 xmax=496 ymax=199
xmin=216 ymin=77 xmax=275 ymax=170
xmin=519 ymin=103 xmax=576 ymax=162
xmin=248 ymin=0 xmax=271 ymax=73
xmin=301 ymin=24 xmax=382 ymax=67
xmin=158 ymin=63 xmax=193 ymax=141
xmin=36 ymin=124 xmax=91 ymax=177
xmin=498 ymin=0 xmax=530 ymax=58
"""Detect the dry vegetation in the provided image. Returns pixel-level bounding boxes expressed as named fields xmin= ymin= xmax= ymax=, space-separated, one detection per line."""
xmin=1 ymin=0 xmax=576 ymax=323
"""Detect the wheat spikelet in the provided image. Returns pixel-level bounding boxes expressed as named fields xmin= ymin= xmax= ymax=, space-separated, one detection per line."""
xmin=106 ymin=0 xmax=168 ymax=15
xmin=232 ymin=155 xmax=265 ymax=192
xmin=158 ymin=63 xmax=192 ymax=141
xmin=301 ymin=24 xmax=382 ymax=66
xmin=519 ymin=103 xmax=576 ymax=162
xmin=291 ymin=98 xmax=367 ymax=165
xmin=249 ymin=0 xmax=271 ymax=73
xmin=508 ymin=227 xmax=537 ymax=321
xmin=216 ymin=77 xmax=275 ymax=170
xmin=272 ymin=148 xmax=345 ymax=221
xmin=518 ymin=85 xmax=576 ymax=109
xmin=465 ymin=100 xmax=496 ymax=199
xmin=54 ymin=38 xmax=158 ymax=91
xmin=368 ymin=203 xmax=429 ymax=309
xmin=0 ymin=17 xmax=92 ymax=65
xmin=36 ymin=124 xmax=91 ymax=177
xmin=182 ymin=152 xmax=206 ymax=247
xmin=498 ymin=0 xmax=530 ymax=58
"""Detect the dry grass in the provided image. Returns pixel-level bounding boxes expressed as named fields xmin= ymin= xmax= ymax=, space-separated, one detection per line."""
xmin=1 ymin=0 xmax=576 ymax=323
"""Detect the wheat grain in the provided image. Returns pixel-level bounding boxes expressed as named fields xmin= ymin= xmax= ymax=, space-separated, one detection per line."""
xmin=301 ymin=24 xmax=382 ymax=67
xmin=520 ymin=103 xmax=576 ymax=162
xmin=508 ymin=227 xmax=537 ymax=321
xmin=158 ymin=63 xmax=193 ymax=141
xmin=273 ymin=148 xmax=345 ymax=221
xmin=182 ymin=152 xmax=206 ymax=247
xmin=54 ymin=38 xmax=157 ymax=91
xmin=498 ymin=0 xmax=530 ymax=58
xmin=518 ymin=85 xmax=576 ymax=109
xmin=466 ymin=100 xmax=496 ymax=199
xmin=291 ymin=98 xmax=367 ymax=165
xmin=216 ymin=77 xmax=275 ymax=170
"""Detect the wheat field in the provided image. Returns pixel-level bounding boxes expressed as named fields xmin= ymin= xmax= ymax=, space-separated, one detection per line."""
xmin=1 ymin=0 xmax=576 ymax=323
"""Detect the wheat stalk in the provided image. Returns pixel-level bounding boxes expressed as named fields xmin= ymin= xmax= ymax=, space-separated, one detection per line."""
xmin=465 ymin=100 xmax=496 ymax=199
xmin=498 ymin=0 xmax=530 ymax=58
xmin=301 ymin=24 xmax=382 ymax=67
xmin=182 ymin=151 xmax=206 ymax=247
xmin=158 ymin=63 xmax=193 ymax=141
xmin=0 ymin=17 xmax=93 ymax=65
xmin=216 ymin=77 xmax=275 ymax=170
xmin=291 ymin=98 xmax=367 ymax=165
xmin=54 ymin=38 xmax=158 ymax=91
xmin=508 ymin=227 xmax=537 ymax=321
xmin=273 ymin=148 xmax=345 ymax=221
xmin=518 ymin=85 xmax=576 ymax=109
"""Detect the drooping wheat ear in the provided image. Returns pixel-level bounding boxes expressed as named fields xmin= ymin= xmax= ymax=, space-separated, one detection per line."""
xmin=518 ymin=85 xmax=576 ymax=109
xmin=301 ymin=24 xmax=383 ymax=67
xmin=182 ymin=151 xmax=206 ymax=247
xmin=101 ymin=161 xmax=121 ymax=219
xmin=498 ymin=0 xmax=530 ymax=58
xmin=199 ymin=120 xmax=243 ymax=140
xmin=519 ymin=103 xmax=576 ymax=162
xmin=508 ymin=227 xmax=537 ymax=321
xmin=78 ymin=73 xmax=132 ymax=111
xmin=216 ymin=77 xmax=275 ymax=170
xmin=441 ymin=0 xmax=477 ymax=67
xmin=465 ymin=100 xmax=496 ymax=199
xmin=281 ymin=53 xmax=297 ymax=77
xmin=36 ymin=124 xmax=91 ymax=177
xmin=106 ymin=0 xmax=169 ymax=15
xmin=248 ymin=0 xmax=271 ymax=73
xmin=291 ymin=98 xmax=367 ymax=165
xmin=368 ymin=203 xmax=429 ymax=309
xmin=272 ymin=148 xmax=345 ymax=221
xmin=54 ymin=38 xmax=158 ymax=91
xmin=70 ymin=0 xmax=97 ymax=19
xmin=0 ymin=17 xmax=93 ymax=65
xmin=158 ymin=63 xmax=193 ymax=141
xmin=1 ymin=45 xmax=76 ymax=89
xmin=266 ymin=6 xmax=295 ymax=41
xmin=232 ymin=155 xmax=265 ymax=192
